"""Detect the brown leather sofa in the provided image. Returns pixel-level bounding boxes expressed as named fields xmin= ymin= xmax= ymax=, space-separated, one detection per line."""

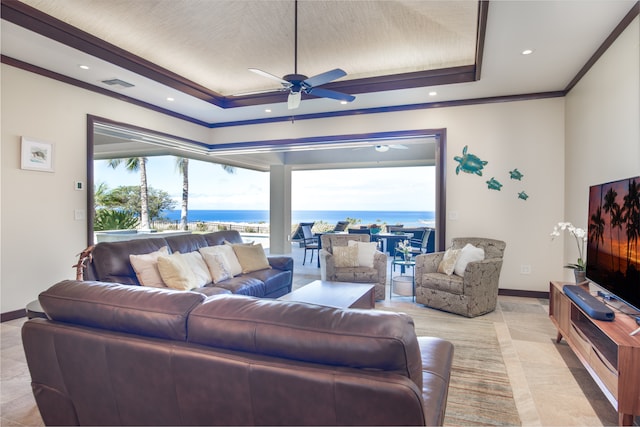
xmin=23 ymin=280 xmax=454 ymax=426
xmin=79 ymin=230 xmax=293 ymax=298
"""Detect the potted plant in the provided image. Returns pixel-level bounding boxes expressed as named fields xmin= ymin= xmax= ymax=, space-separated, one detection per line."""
xmin=397 ymin=239 xmax=412 ymax=261
xmin=368 ymin=223 xmax=382 ymax=234
xmin=551 ymin=222 xmax=587 ymax=283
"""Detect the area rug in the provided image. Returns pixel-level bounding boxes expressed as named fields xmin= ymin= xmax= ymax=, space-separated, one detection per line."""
xmin=379 ymin=303 xmax=522 ymax=426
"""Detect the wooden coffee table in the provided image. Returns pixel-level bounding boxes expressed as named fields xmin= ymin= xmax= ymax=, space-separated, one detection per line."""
xmin=278 ymin=280 xmax=375 ymax=309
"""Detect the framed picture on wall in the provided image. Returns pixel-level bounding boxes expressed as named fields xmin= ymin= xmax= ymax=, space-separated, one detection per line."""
xmin=21 ymin=137 xmax=54 ymax=172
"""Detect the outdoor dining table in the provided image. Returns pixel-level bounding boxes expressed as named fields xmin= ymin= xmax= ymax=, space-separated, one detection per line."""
xmin=371 ymin=232 xmax=414 ymax=255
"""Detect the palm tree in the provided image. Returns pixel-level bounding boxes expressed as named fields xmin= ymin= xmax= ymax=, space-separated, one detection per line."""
xmin=623 ymin=178 xmax=640 ymax=264
xmin=107 ymin=157 xmax=150 ymax=229
xmin=174 ymin=157 xmax=236 ymax=230
xmin=175 ymin=157 xmax=189 ymax=230
xmin=611 ymin=205 xmax=625 ymax=271
xmin=589 ymin=206 xmax=605 ymax=265
xmin=602 ymin=187 xmax=618 ymax=269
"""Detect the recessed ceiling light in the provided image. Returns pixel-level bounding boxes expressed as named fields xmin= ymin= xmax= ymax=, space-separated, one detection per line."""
xmin=78 ymin=65 xmax=90 ymax=70
xmin=428 ymin=91 xmax=437 ymax=96
xmin=166 ymin=97 xmax=174 ymax=102
xmin=265 ymin=109 xmax=272 ymax=113
xmin=340 ymin=101 xmax=348 ymax=105
xmin=521 ymin=49 xmax=534 ymax=55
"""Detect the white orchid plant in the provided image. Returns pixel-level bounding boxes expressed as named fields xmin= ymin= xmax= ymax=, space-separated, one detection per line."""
xmin=398 ymin=239 xmax=412 ymax=259
xmin=550 ymin=222 xmax=587 ymax=271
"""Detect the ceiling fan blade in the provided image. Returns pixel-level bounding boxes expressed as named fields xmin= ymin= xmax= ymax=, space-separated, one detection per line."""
xmin=288 ymin=91 xmax=302 ymax=109
xmin=232 ymin=87 xmax=286 ymax=97
xmin=307 ymin=87 xmax=355 ymax=102
xmin=249 ymin=68 xmax=290 ymax=85
xmin=389 ymin=144 xmax=409 ymax=150
xmin=303 ymin=68 xmax=347 ymax=88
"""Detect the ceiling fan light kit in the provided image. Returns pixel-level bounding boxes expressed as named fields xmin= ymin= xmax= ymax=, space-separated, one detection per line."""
xmin=244 ymin=1 xmax=355 ymax=110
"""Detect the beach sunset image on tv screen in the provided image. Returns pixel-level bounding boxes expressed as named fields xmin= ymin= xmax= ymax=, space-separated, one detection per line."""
xmin=586 ymin=176 xmax=640 ymax=310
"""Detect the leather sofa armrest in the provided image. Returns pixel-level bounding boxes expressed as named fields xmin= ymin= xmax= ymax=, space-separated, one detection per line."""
xmin=267 ymin=256 xmax=293 ymax=272
xmin=419 ymin=336 xmax=454 ymax=427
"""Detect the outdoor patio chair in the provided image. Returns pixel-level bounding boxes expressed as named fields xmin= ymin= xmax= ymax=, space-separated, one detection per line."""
xmin=393 ymin=227 xmax=433 ymax=261
xmin=301 ymin=225 xmax=319 ymax=265
xmin=332 ymin=221 xmax=350 ymax=232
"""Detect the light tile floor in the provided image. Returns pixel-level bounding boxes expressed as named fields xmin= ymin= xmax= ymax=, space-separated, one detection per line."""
xmin=0 ymin=245 xmax=629 ymax=426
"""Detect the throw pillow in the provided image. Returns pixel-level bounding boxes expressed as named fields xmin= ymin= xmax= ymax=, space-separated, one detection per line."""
xmin=437 ymin=248 xmax=461 ymax=276
xmin=199 ymin=245 xmax=242 ymax=277
xmin=454 ymin=243 xmax=485 ymax=277
xmin=180 ymin=251 xmax=212 ymax=286
xmin=348 ymin=240 xmax=377 ymax=268
xmin=232 ymin=243 xmax=272 ymax=274
xmin=333 ymin=245 xmax=359 ymax=267
xmin=200 ymin=252 xmax=232 ymax=283
xmin=157 ymin=252 xmax=198 ymax=291
xmin=129 ymin=246 xmax=169 ymax=287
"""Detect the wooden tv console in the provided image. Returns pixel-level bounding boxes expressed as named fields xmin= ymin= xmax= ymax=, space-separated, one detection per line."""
xmin=549 ymin=281 xmax=640 ymax=425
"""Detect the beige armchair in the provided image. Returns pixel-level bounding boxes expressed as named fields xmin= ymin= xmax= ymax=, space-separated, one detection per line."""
xmin=415 ymin=237 xmax=506 ymax=317
xmin=320 ymin=234 xmax=387 ymax=301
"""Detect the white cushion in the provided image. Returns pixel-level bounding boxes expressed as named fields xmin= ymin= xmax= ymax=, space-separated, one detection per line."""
xmin=454 ymin=243 xmax=485 ymax=277
xmin=333 ymin=246 xmax=359 ymax=267
xmin=348 ymin=240 xmax=377 ymax=268
xmin=180 ymin=251 xmax=212 ymax=287
xmin=232 ymin=243 xmax=271 ymax=273
xmin=129 ymin=246 xmax=169 ymax=287
xmin=157 ymin=252 xmax=198 ymax=291
xmin=199 ymin=245 xmax=242 ymax=277
xmin=200 ymin=251 xmax=232 ymax=283
xmin=437 ymin=248 xmax=461 ymax=276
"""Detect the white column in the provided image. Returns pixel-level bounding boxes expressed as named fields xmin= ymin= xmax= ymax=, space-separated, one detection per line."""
xmin=269 ymin=165 xmax=292 ymax=254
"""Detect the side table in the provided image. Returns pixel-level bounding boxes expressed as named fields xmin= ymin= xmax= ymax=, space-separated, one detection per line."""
xmin=390 ymin=260 xmax=415 ymax=300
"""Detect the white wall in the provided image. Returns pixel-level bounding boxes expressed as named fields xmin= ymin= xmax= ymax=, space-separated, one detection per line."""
xmin=0 ymin=65 xmax=210 ymax=313
xmin=213 ymin=98 xmax=567 ymax=293
xmin=564 ymin=17 xmax=640 ymax=282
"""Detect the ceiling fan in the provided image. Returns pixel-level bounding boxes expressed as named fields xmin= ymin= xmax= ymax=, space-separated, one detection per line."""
xmin=353 ymin=144 xmax=409 ymax=152
xmin=236 ymin=1 xmax=355 ymax=110
xmin=374 ymin=144 xmax=408 ymax=152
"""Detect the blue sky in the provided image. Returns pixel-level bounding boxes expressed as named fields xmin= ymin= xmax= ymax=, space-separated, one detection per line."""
xmin=94 ymin=156 xmax=435 ymax=211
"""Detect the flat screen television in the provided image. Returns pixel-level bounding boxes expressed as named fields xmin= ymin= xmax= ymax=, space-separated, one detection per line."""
xmin=586 ymin=175 xmax=640 ymax=313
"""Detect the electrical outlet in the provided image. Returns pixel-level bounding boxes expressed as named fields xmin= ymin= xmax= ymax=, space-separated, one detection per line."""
xmin=520 ymin=264 xmax=532 ymax=275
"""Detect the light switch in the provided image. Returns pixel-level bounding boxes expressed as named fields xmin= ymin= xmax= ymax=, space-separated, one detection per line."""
xmin=74 ymin=209 xmax=86 ymax=220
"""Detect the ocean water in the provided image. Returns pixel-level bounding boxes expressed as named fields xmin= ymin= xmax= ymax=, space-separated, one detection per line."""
xmin=162 ymin=210 xmax=435 ymax=228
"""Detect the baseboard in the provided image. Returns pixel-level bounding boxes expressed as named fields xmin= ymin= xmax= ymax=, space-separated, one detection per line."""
xmin=498 ymin=288 xmax=549 ymax=299
xmin=1 ymin=309 xmax=26 ymax=323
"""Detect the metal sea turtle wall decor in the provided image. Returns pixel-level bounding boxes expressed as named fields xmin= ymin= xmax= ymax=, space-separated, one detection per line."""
xmin=454 ymin=145 xmax=487 ymax=176
xmin=486 ymin=177 xmax=503 ymax=191
xmin=509 ymin=168 xmax=524 ymax=180
xmin=453 ymin=146 xmax=530 ymax=201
